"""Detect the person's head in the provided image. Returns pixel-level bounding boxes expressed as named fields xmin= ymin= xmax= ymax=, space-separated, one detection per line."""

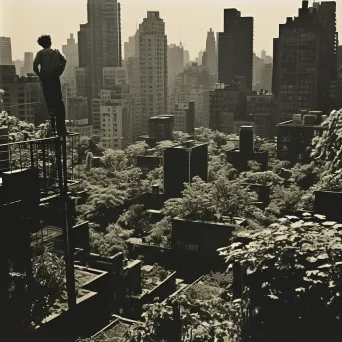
xmin=37 ymin=35 xmax=52 ymax=48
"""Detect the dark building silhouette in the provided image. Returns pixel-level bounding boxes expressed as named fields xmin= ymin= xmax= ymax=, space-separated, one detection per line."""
xmin=273 ymin=0 xmax=338 ymax=122
xmin=163 ymin=141 xmax=208 ymax=199
xmin=337 ymin=46 xmax=342 ymax=108
xmin=226 ymin=126 xmax=268 ymax=171
xmin=209 ymin=81 xmax=252 ymax=133
xmin=218 ymin=9 xmax=253 ymax=91
xmin=148 ymin=115 xmax=174 ymax=141
xmin=277 ymin=111 xmax=326 ymax=163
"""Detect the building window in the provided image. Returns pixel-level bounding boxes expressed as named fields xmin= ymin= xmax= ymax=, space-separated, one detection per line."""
xmin=281 ymin=144 xmax=288 ymax=152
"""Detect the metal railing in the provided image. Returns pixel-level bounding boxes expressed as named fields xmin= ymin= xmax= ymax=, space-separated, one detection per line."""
xmin=0 ymin=133 xmax=81 ymax=196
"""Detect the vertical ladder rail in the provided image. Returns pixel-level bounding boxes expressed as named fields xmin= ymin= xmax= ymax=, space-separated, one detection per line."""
xmin=55 ymin=136 xmax=76 ymax=309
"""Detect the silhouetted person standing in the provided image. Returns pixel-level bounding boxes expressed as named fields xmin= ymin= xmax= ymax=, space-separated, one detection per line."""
xmin=33 ymin=35 xmax=67 ymax=136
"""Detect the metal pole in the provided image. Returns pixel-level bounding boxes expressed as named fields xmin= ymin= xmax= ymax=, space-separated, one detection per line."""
xmin=55 ymin=136 xmax=76 ymax=309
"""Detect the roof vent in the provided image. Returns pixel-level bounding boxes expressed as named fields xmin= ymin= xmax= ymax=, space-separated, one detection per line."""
xmin=303 ymin=115 xmax=316 ymax=125
xmin=293 ymin=114 xmax=302 ymax=123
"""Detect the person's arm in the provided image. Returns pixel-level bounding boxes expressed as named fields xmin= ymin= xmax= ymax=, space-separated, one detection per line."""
xmin=33 ymin=52 xmax=41 ymax=77
xmin=57 ymin=50 xmax=67 ymax=76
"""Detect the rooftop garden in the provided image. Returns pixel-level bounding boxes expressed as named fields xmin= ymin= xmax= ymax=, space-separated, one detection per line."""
xmin=141 ymin=264 xmax=170 ymax=293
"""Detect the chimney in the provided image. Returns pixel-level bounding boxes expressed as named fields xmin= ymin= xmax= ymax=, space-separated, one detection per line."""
xmin=239 ymin=126 xmax=254 ymax=155
xmin=152 ymin=184 xmax=160 ymax=194
xmin=302 ymin=0 xmax=309 ymax=10
xmin=286 ymin=17 xmax=293 ymax=24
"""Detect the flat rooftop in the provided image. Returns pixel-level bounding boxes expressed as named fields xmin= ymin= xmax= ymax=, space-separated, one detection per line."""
xmin=277 ymin=120 xmax=325 ymax=129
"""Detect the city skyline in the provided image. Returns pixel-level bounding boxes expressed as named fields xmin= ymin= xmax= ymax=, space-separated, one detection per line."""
xmin=1 ymin=0 xmax=341 ymax=61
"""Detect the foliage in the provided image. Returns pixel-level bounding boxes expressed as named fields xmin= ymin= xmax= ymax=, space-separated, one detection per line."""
xmin=163 ymin=176 xmax=257 ymax=223
xmin=145 ymin=218 xmax=172 ymax=247
xmin=291 ymin=162 xmax=321 ymax=190
xmin=126 ymin=274 xmax=243 ymax=342
xmin=240 ymin=170 xmax=284 ymax=187
xmin=219 ymin=213 xmax=342 ymax=334
xmin=311 ymin=109 xmax=342 ymax=172
xmin=117 ymin=204 xmax=150 ymax=235
xmin=7 ymin=251 xmax=68 ymax=330
xmin=90 ymin=224 xmax=132 ymax=257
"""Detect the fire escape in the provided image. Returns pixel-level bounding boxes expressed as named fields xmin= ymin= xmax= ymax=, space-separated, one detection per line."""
xmin=0 ymin=129 xmax=81 ymax=336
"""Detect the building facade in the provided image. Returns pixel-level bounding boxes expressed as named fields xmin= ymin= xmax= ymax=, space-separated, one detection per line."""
xmin=272 ymin=0 xmax=338 ymax=122
xmin=277 ymin=111 xmax=326 ymax=163
xmin=1 ymin=74 xmax=48 ymax=124
xmin=163 ymin=141 xmax=208 ymax=199
xmin=0 ymin=37 xmax=12 ymax=65
xmin=139 ymin=11 xmax=168 ymax=135
xmin=167 ymin=44 xmax=184 ymax=91
xmin=172 ymin=100 xmax=195 ymax=134
xmin=148 ymin=115 xmax=174 ymax=141
xmin=209 ymin=82 xmax=251 ymax=133
xmin=218 ymin=9 xmax=253 ymax=90
xmin=78 ymin=0 xmax=122 ymax=124
xmin=61 ymin=34 xmax=79 ymax=91
xmin=205 ymin=28 xmax=217 ymax=76
xmin=126 ymin=56 xmax=143 ymax=141
xmin=20 ymin=52 xmax=34 ymax=77
xmin=247 ymin=92 xmax=277 ymax=138
xmin=190 ymin=87 xmax=210 ymax=128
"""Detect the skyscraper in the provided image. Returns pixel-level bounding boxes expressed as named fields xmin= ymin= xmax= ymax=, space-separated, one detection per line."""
xmin=167 ymin=44 xmax=184 ymax=90
xmin=78 ymin=0 xmax=122 ymax=124
xmin=124 ymin=34 xmax=136 ymax=60
xmin=88 ymin=0 xmax=122 ymax=97
xmin=20 ymin=52 xmax=34 ymax=77
xmin=272 ymin=0 xmax=338 ymax=121
xmin=139 ymin=11 xmax=168 ymax=135
xmin=61 ymin=34 xmax=79 ymax=92
xmin=218 ymin=9 xmax=254 ymax=90
xmin=0 ymin=37 xmax=13 ymax=65
xmin=205 ymin=28 xmax=217 ymax=75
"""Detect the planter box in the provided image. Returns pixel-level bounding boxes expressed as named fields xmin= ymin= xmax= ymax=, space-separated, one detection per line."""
xmin=91 ymin=315 xmax=140 ymax=341
xmin=34 ymin=289 xmax=100 ymax=340
xmin=125 ymin=268 xmax=177 ymax=319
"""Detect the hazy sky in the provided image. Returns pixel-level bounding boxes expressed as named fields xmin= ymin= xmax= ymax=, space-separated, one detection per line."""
xmin=1 ymin=0 xmax=341 ymax=61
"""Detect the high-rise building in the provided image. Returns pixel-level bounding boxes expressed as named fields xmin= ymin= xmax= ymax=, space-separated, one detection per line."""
xmin=253 ymin=53 xmax=264 ymax=91
xmin=12 ymin=59 xmax=23 ymax=76
xmin=124 ymin=34 xmax=136 ymax=60
xmin=78 ymin=0 xmax=122 ymax=124
xmin=196 ymin=50 xmax=204 ymax=65
xmin=260 ymin=63 xmax=273 ymax=94
xmin=1 ymin=72 xmax=48 ymax=124
xmin=0 ymin=37 xmax=12 ymax=65
xmin=218 ymin=9 xmax=253 ymax=91
xmin=167 ymin=44 xmax=184 ymax=91
xmin=190 ymin=87 xmax=210 ymax=128
xmin=261 ymin=50 xmax=266 ymax=60
xmin=205 ymin=28 xmax=217 ymax=76
xmin=183 ymin=50 xmax=190 ymax=67
xmin=247 ymin=92 xmax=277 ymax=138
xmin=61 ymin=34 xmax=79 ymax=92
xmin=87 ymin=0 xmax=122 ymax=97
xmin=92 ymin=88 xmax=131 ymax=149
xmin=171 ymin=100 xmax=195 ymax=134
xmin=209 ymin=81 xmax=252 ymax=133
xmin=273 ymin=0 xmax=338 ymax=122
xmin=126 ymin=56 xmax=143 ymax=141
xmin=78 ymin=24 xmax=91 ymax=68
xmin=20 ymin=52 xmax=34 ymax=77
xmin=139 ymin=11 xmax=168 ymax=135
